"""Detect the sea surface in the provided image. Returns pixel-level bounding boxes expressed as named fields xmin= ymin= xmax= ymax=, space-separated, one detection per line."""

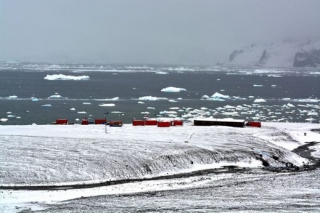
xmin=0 ymin=63 xmax=319 ymax=125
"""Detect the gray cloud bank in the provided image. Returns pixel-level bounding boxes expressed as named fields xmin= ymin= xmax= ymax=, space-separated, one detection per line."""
xmin=1 ymin=0 xmax=320 ymax=64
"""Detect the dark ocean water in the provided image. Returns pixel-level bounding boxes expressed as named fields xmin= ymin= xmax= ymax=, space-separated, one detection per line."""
xmin=0 ymin=68 xmax=319 ymax=125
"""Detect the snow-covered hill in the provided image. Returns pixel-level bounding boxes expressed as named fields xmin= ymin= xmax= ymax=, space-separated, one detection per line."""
xmin=0 ymin=122 xmax=320 ymax=212
xmin=229 ymin=38 xmax=320 ymax=67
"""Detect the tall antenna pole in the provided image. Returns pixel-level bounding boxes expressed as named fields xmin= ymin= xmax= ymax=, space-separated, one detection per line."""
xmin=104 ymin=111 xmax=108 ymax=133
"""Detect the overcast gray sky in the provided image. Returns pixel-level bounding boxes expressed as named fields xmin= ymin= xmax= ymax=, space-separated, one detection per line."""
xmin=1 ymin=0 xmax=320 ymax=64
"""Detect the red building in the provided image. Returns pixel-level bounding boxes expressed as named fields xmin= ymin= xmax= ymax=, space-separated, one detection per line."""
xmin=246 ymin=121 xmax=262 ymax=128
xmin=132 ymin=120 xmax=145 ymax=126
xmin=95 ymin=119 xmax=106 ymax=124
xmin=171 ymin=120 xmax=183 ymax=126
xmin=157 ymin=121 xmax=171 ymax=127
xmin=55 ymin=119 xmax=68 ymax=125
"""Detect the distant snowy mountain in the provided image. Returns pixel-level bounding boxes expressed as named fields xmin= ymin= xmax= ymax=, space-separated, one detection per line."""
xmin=229 ymin=38 xmax=320 ymax=67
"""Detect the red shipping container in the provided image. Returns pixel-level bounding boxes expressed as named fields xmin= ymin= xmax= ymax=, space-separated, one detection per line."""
xmin=171 ymin=120 xmax=183 ymax=126
xmin=109 ymin=120 xmax=123 ymax=127
xmin=145 ymin=120 xmax=158 ymax=125
xmin=157 ymin=121 xmax=171 ymax=127
xmin=82 ymin=119 xmax=89 ymax=125
xmin=247 ymin=121 xmax=261 ymax=128
xmin=56 ymin=119 xmax=68 ymax=125
xmin=132 ymin=120 xmax=145 ymax=126
xmin=95 ymin=119 xmax=106 ymax=124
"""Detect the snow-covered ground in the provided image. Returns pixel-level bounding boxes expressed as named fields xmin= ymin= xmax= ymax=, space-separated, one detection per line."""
xmin=0 ymin=122 xmax=319 ymax=212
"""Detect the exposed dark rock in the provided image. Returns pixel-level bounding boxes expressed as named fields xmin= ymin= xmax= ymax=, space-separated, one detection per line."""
xmin=293 ymin=49 xmax=320 ymax=67
xmin=256 ymin=49 xmax=269 ymax=66
xmin=229 ymin=49 xmax=243 ymax=62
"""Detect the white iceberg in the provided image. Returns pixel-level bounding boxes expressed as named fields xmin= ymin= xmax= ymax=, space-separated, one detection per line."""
xmin=95 ymin=97 xmax=119 ymax=101
xmin=44 ymin=74 xmax=90 ymax=81
xmin=211 ymin=92 xmax=230 ymax=99
xmin=161 ymin=87 xmax=186 ymax=93
xmin=155 ymin=71 xmax=168 ymax=75
xmin=202 ymin=92 xmax=230 ymax=101
xmin=8 ymin=95 xmax=18 ymax=99
xmin=254 ymin=99 xmax=266 ymax=103
xmin=48 ymin=93 xmax=63 ymax=99
xmin=138 ymin=96 xmax=168 ymax=101
xmin=99 ymin=103 xmax=115 ymax=107
xmin=0 ymin=118 xmax=8 ymax=122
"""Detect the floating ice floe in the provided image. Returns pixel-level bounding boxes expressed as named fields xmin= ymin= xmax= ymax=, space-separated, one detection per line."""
xmin=48 ymin=93 xmax=63 ymax=99
xmin=159 ymin=111 xmax=178 ymax=115
xmin=211 ymin=92 xmax=230 ymax=99
xmin=307 ymin=111 xmax=318 ymax=116
xmin=169 ymin=99 xmax=177 ymax=102
xmin=222 ymin=111 xmax=239 ymax=117
xmin=155 ymin=71 xmax=168 ymax=75
xmin=170 ymin=107 xmax=180 ymax=110
xmin=202 ymin=92 xmax=230 ymax=101
xmin=77 ymin=111 xmax=87 ymax=114
xmin=83 ymin=102 xmax=91 ymax=105
xmin=253 ymin=84 xmax=263 ymax=87
xmin=292 ymin=98 xmax=319 ymax=103
xmin=138 ymin=96 xmax=168 ymax=101
xmin=95 ymin=97 xmax=119 ymax=101
xmin=254 ymin=99 xmax=266 ymax=103
xmin=41 ymin=104 xmax=52 ymax=107
xmin=8 ymin=95 xmax=18 ymax=99
xmin=305 ymin=118 xmax=317 ymax=122
xmin=111 ymin=111 xmax=124 ymax=114
xmin=70 ymin=108 xmax=76 ymax=111
xmin=268 ymin=74 xmax=282 ymax=77
xmin=138 ymin=101 xmax=145 ymax=104
xmin=147 ymin=107 xmax=155 ymax=110
xmin=287 ymin=103 xmax=295 ymax=107
xmin=44 ymin=74 xmax=90 ymax=81
xmin=310 ymin=72 xmax=320 ymax=75
xmin=31 ymin=97 xmax=39 ymax=102
xmin=99 ymin=103 xmax=115 ymax=107
xmin=0 ymin=118 xmax=8 ymax=122
xmin=161 ymin=87 xmax=187 ymax=93
xmin=224 ymin=105 xmax=235 ymax=109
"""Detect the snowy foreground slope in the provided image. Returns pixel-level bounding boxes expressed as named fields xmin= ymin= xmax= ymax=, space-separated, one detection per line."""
xmin=0 ymin=122 xmax=320 ymax=212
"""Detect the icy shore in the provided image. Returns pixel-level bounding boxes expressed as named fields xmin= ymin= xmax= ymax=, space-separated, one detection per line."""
xmin=0 ymin=122 xmax=320 ymax=212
